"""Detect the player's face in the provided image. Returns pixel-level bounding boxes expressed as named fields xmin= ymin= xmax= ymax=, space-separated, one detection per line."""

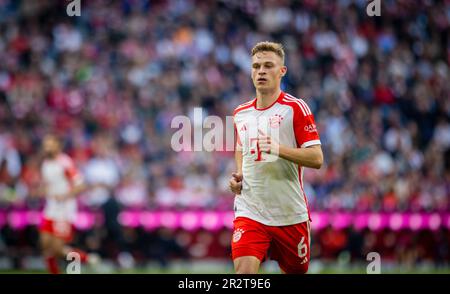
xmin=251 ymin=51 xmax=287 ymax=92
xmin=42 ymin=136 xmax=60 ymax=158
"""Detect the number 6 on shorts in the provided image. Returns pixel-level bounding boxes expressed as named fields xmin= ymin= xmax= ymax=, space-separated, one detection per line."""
xmin=297 ymin=236 xmax=307 ymax=258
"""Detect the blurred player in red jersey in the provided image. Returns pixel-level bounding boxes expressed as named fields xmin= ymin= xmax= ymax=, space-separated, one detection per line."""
xmin=37 ymin=134 xmax=97 ymax=274
xmin=229 ymin=42 xmax=323 ymax=274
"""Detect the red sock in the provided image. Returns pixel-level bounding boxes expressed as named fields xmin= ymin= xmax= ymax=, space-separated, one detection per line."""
xmin=71 ymin=248 xmax=88 ymax=263
xmin=46 ymin=256 xmax=60 ymax=274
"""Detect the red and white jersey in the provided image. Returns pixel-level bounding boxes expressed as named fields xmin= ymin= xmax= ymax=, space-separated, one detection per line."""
xmin=41 ymin=153 xmax=83 ymax=222
xmin=233 ymin=91 xmax=321 ymax=226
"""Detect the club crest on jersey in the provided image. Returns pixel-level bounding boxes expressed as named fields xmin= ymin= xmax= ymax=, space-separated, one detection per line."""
xmin=233 ymin=228 xmax=245 ymax=243
xmin=269 ymin=114 xmax=284 ymax=128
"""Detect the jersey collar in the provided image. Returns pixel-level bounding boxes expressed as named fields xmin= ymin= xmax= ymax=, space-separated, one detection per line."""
xmin=254 ymin=91 xmax=285 ymax=111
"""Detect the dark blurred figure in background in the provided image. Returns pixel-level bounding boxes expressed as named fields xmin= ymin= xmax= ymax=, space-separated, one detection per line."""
xmin=82 ymin=134 xmax=132 ymax=267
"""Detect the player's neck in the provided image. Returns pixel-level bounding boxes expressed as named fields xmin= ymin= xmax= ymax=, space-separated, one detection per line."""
xmin=46 ymin=152 xmax=59 ymax=160
xmin=256 ymin=88 xmax=281 ymax=109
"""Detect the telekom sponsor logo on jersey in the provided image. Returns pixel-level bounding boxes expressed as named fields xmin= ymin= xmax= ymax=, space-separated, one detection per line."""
xmin=170 ymin=107 xmax=280 ymax=159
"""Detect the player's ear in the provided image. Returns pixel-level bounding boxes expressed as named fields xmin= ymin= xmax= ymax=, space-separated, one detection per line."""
xmin=280 ymin=66 xmax=287 ymax=78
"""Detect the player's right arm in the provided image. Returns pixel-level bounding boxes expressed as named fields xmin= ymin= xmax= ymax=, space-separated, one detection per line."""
xmin=229 ymin=149 xmax=243 ymax=195
xmin=229 ymin=119 xmax=243 ymax=195
xmin=235 ymin=149 xmax=242 ymax=175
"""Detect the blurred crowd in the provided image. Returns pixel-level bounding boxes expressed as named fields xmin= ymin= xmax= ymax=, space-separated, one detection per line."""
xmin=0 ymin=1 xmax=449 ymax=212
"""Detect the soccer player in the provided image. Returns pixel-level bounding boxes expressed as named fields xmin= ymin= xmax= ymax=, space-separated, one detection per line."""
xmin=229 ymin=42 xmax=323 ymax=274
xmin=38 ymin=134 xmax=97 ymax=274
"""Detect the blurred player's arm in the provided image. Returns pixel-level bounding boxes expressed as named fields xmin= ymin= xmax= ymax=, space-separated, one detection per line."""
xmin=30 ymin=182 xmax=48 ymax=198
xmin=50 ymin=182 xmax=88 ymax=201
xmin=55 ymin=158 xmax=99 ymax=200
xmin=64 ymin=182 xmax=90 ymax=199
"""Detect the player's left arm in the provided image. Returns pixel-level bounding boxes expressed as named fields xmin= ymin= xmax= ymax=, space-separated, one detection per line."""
xmin=52 ymin=180 xmax=88 ymax=201
xmin=64 ymin=182 xmax=89 ymax=198
xmin=54 ymin=156 xmax=89 ymax=200
xmin=278 ymin=144 xmax=323 ymax=168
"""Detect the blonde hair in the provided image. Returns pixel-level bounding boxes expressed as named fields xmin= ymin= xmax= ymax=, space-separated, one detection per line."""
xmin=251 ymin=41 xmax=285 ymax=64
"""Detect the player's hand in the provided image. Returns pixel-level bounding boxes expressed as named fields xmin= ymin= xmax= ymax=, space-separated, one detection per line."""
xmin=258 ymin=135 xmax=280 ymax=155
xmin=51 ymin=194 xmax=66 ymax=201
xmin=30 ymin=184 xmax=47 ymax=198
xmin=229 ymin=172 xmax=243 ymax=195
xmin=91 ymin=183 xmax=108 ymax=190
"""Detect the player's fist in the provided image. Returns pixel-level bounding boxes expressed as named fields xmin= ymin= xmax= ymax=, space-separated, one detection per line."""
xmin=229 ymin=172 xmax=243 ymax=195
xmin=257 ymin=135 xmax=279 ymax=155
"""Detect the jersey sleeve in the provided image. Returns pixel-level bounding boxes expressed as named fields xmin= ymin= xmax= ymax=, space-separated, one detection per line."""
xmin=61 ymin=155 xmax=83 ymax=186
xmin=293 ymin=101 xmax=321 ymax=148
